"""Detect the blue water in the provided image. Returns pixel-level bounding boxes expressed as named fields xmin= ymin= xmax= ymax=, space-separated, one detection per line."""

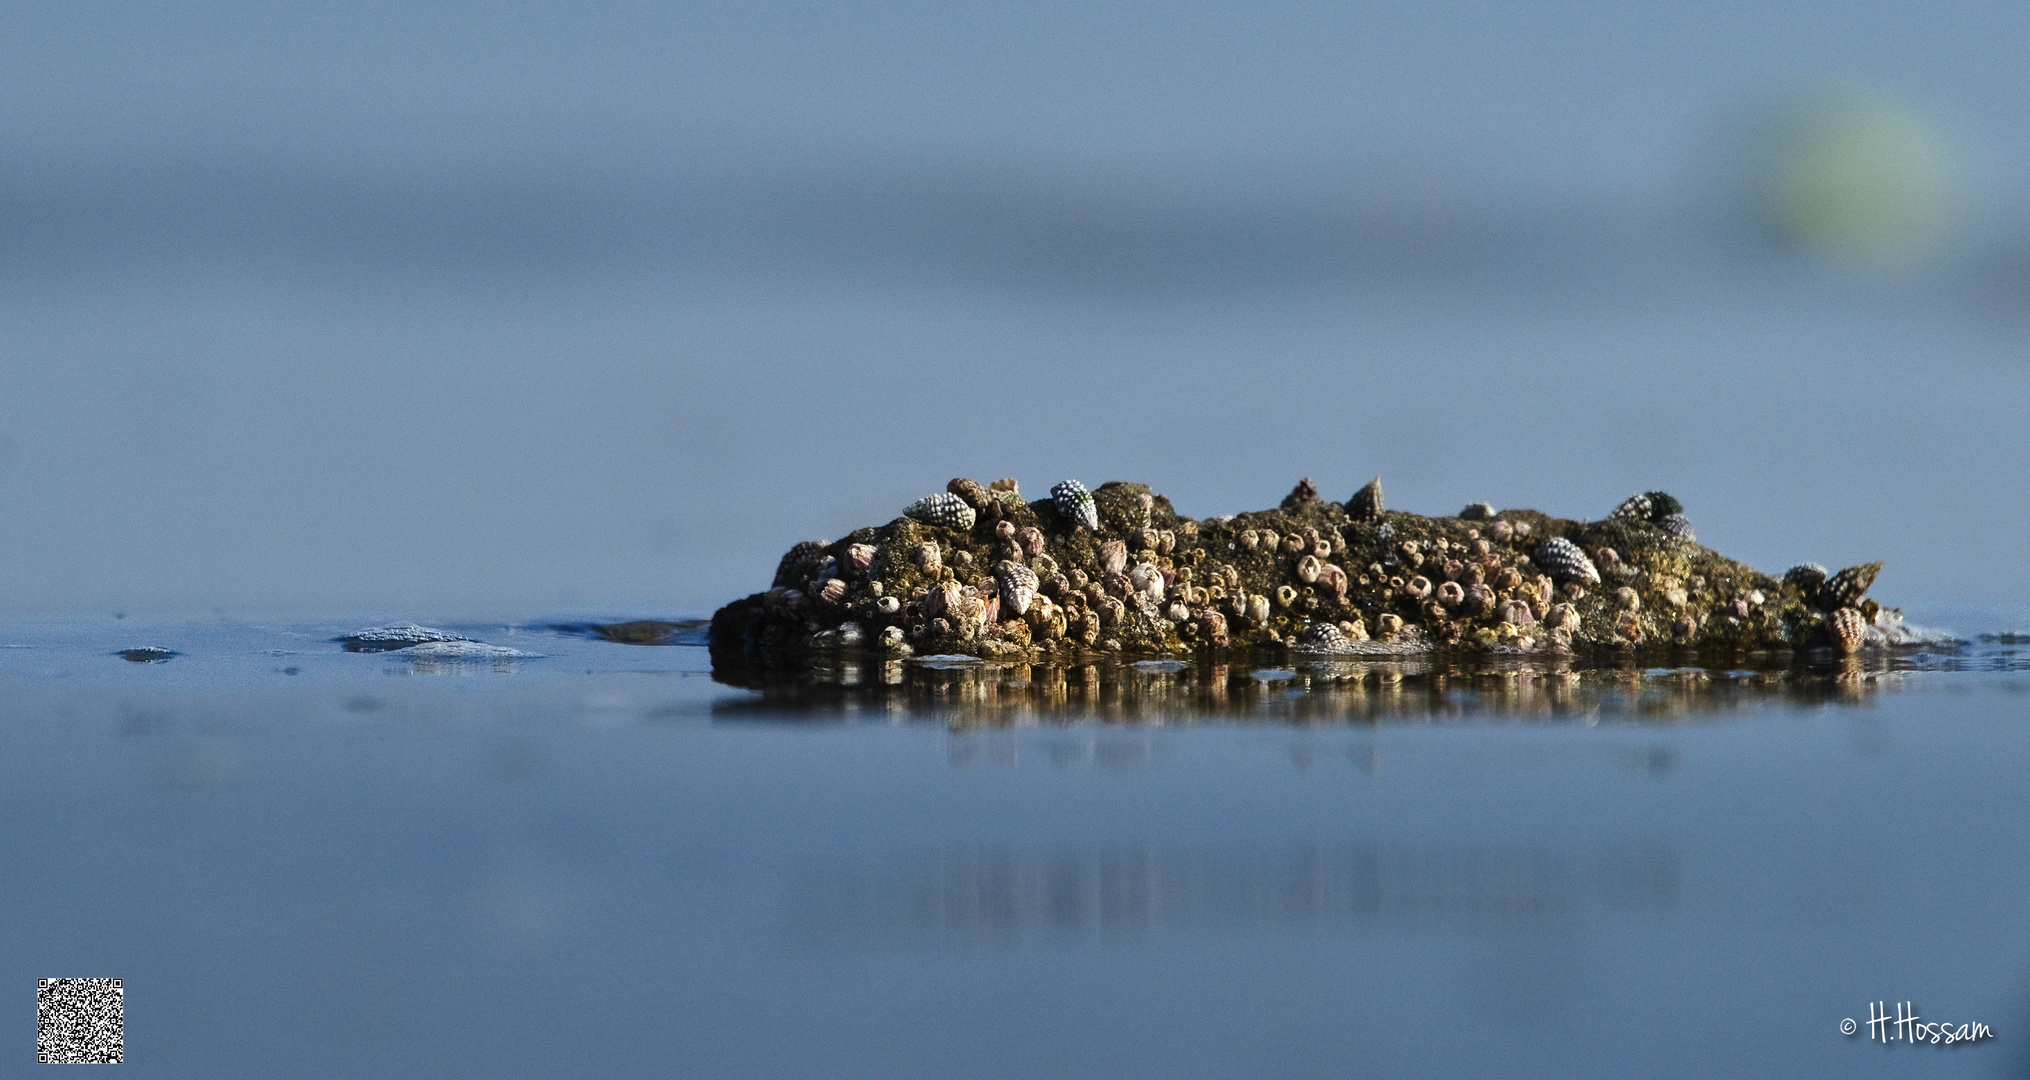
xmin=8 ymin=616 xmax=2030 ymax=1077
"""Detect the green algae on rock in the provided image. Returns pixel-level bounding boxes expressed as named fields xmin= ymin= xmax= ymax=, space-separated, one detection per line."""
xmin=709 ymin=478 xmax=1901 ymax=666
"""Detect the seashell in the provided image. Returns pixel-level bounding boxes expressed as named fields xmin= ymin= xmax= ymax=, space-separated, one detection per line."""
xmin=1015 ymin=526 xmax=1046 ymax=558
xmin=819 ymin=578 xmax=848 ymax=605
xmin=844 ymin=543 xmax=876 ymax=575
xmin=1594 ymin=547 xmax=1621 ymax=569
xmin=1130 ymin=562 xmax=1166 ymax=601
xmin=1281 ymin=477 xmax=1320 ymax=510
xmin=1513 ymin=521 xmax=1533 ymax=537
xmin=1275 ymin=584 xmax=1298 ymax=608
xmin=947 ymin=477 xmax=992 ymax=510
xmin=1437 ymin=581 xmax=1466 ymax=608
xmin=1402 ymin=575 xmax=1433 ymax=601
xmin=1078 ymin=541 xmax=1120 ymax=580
xmin=1050 ymin=479 xmax=1101 ymax=531
xmin=1295 ymin=622 xmax=1347 ymax=651
xmin=773 ymin=540 xmax=829 ymax=588
xmin=1494 ymin=567 xmax=1523 ymax=592
xmin=1469 ymin=538 xmax=1492 ymax=557
xmin=1032 ymin=553 xmax=1059 ymax=578
xmin=1241 ymin=529 xmax=1261 ymax=551
xmin=1534 ymin=538 xmax=1601 ymax=584
xmin=1441 ymin=559 xmax=1466 ymax=582
xmin=996 ymin=563 xmax=1039 ymax=618
xmin=1829 ymin=606 xmax=1866 ymax=653
xmin=1102 ymin=571 xmax=1134 ymax=600
xmin=988 ymin=478 xmax=1021 ymax=499
xmin=1820 ymin=562 xmax=1883 ymax=610
xmin=1615 ymin=612 xmax=1644 ymax=645
xmin=1377 ymin=613 xmax=1404 ymax=638
xmin=1497 ymin=599 xmax=1536 ymax=625
xmin=1246 ymin=593 xmax=1272 ymax=624
xmin=1198 ymin=610 xmax=1230 ymax=648
xmin=952 ymin=550 xmax=972 ymax=566
xmin=904 ymin=492 xmax=977 ymax=531
xmin=1562 ymin=582 xmax=1586 ymax=601
xmin=1159 ymin=530 xmax=1177 ymax=555
xmin=1673 ymin=614 xmax=1698 ymax=644
xmin=1281 ymin=531 xmax=1306 ymax=555
xmin=1459 ymin=502 xmax=1496 ymax=520
xmin=1165 ymin=602 xmax=1191 ymax=623
xmin=837 ymin=622 xmax=865 ymax=647
xmin=1098 ymin=596 xmax=1126 ymax=626
xmin=879 ymin=625 xmax=906 ymax=650
xmin=779 ymin=589 xmax=805 ymax=614
xmin=1346 ymin=477 xmax=1384 ymax=523
xmin=929 ymin=617 xmax=952 ymax=636
xmin=1180 ymin=520 xmax=1199 ymax=536
xmin=1316 ymin=563 xmax=1349 ymax=601
xmin=994 ymin=519 xmax=1017 ymax=541
xmin=1614 ymin=587 xmax=1640 ymax=611
xmin=1783 ymin=563 xmax=1828 ymax=592
xmin=875 ymin=596 xmax=901 ymax=615
xmin=1609 ymin=493 xmax=1653 ymax=522
xmin=1296 ymin=554 xmax=1322 ymax=583
xmin=1658 ymin=514 xmax=1695 ymax=543
xmin=1462 ymin=563 xmax=1486 ymax=587
xmin=868 ymin=580 xmax=883 ymax=597
xmin=1259 ymin=529 xmax=1280 ymax=552
xmin=1489 ymin=520 xmax=1514 ymax=544
xmin=1464 ymin=584 xmax=1495 ymax=615
xmin=1728 ymin=597 xmax=1751 ymax=619
xmin=1541 ymin=603 xmax=1578 ymax=630
xmin=1066 ymin=568 xmax=1089 ymax=591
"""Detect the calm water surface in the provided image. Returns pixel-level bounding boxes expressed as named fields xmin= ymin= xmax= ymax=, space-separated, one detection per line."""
xmin=7 ymin=615 xmax=2030 ymax=1078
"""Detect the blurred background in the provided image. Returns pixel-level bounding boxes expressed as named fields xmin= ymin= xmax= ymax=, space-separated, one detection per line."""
xmin=1 ymin=0 xmax=2026 ymax=624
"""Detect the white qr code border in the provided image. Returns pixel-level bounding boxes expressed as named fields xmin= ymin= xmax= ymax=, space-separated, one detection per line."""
xmin=38 ymin=978 xmax=124 ymax=1064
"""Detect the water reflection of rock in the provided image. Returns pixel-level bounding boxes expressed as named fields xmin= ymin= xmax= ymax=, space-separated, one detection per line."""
xmin=790 ymin=839 xmax=1675 ymax=943
xmin=714 ymin=653 xmax=1919 ymax=726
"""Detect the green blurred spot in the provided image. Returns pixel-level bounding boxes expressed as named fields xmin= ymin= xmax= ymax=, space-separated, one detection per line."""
xmin=1759 ymin=89 xmax=1956 ymax=271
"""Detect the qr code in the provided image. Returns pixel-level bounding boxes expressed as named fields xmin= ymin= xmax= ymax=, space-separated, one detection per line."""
xmin=38 ymin=979 xmax=122 ymax=1064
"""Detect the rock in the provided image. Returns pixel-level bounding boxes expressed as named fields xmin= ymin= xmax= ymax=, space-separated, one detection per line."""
xmin=710 ymin=477 xmax=1891 ymax=665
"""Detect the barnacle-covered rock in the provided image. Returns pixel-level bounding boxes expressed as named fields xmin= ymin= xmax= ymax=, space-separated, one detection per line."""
xmin=1346 ymin=477 xmax=1384 ymax=522
xmin=711 ymin=474 xmax=1895 ymax=666
xmin=904 ymin=492 xmax=976 ymax=531
xmin=1051 ymin=479 xmax=1100 ymax=531
xmin=1534 ymin=538 xmax=1601 ymax=584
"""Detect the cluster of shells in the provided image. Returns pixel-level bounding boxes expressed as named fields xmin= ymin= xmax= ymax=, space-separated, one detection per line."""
xmin=712 ymin=475 xmax=1893 ymax=663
